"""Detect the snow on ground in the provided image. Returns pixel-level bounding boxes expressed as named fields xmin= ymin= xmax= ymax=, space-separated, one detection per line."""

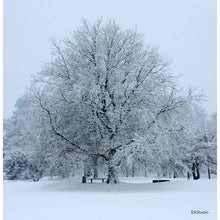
xmin=4 ymin=177 xmax=217 ymax=220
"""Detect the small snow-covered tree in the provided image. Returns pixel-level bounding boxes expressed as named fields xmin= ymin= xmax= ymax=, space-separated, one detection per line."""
xmin=179 ymin=106 xmax=217 ymax=180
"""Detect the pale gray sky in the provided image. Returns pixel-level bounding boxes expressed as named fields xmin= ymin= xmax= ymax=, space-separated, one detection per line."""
xmin=4 ymin=0 xmax=217 ymax=118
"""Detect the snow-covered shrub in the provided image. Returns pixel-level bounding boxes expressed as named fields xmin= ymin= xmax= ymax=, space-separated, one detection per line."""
xmin=3 ymin=150 xmax=40 ymax=181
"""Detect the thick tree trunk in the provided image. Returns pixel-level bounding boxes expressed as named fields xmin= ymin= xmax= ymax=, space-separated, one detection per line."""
xmin=196 ymin=166 xmax=200 ymax=179
xmin=192 ymin=162 xmax=200 ymax=180
xmin=107 ymin=164 xmax=119 ymax=184
xmin=106 ymin=149 xmax=119 ymax=183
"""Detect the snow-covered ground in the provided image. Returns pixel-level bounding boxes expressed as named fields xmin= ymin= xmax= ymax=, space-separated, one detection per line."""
xmin=4 ymin=177 xmax=217 ymax=220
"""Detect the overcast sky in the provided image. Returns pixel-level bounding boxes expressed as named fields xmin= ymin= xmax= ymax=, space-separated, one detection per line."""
xmin=4 ymin=0 xmax=216 ymax=118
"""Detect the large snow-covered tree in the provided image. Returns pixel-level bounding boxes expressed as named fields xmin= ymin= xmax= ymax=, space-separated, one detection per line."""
xmin=31 ymin=19 xmax=199 ymax=183
xmin=4 ymin=19 xmax=212 ymax=183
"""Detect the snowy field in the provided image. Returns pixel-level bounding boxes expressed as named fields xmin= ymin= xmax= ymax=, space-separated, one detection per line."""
xmin=4 ymin=177 xmax=217 ymax=220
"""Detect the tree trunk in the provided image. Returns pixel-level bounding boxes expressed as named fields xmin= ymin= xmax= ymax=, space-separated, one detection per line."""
xmin=84 ymin=166 xmax=92 ymax=177
xmin=144 ymin=162 xmax=147 ymax=177
xmin=93 ymin=167 xmax=98 ymax=178
xmin=187 ymin=171 xmax=190 ymax=180
xmin=126 ymin=167 xmax=129 ymax=177
xmin=196 ymin=166 xmax=200 ymax=179
xmin=144 ymin=170 xmax=146 ymax=177
xmin=157 ymin=169 xmax=160 ymax=178
xmin=107 ymin=164 xmax=119 ymax=184
xmin=92 ymin=156 xmax=99 ymax=178
xmin=192 ymin=162 xmax=200 ymax=180
xmin=162 ymin=166 xmax=167 ymax=177
xmin=132 ymin=162 xmax=135 ymax=177
xmin=83 ymin=168 xmax=87 ymax=177
xmin=106 ymin=149 xmax=119 ymax=183
xmin=208 ymin=167 xmax=211 ymax=179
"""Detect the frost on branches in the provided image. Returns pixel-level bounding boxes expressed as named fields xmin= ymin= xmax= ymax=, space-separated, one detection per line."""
xmin=3 ymin=19 xmax=217 ymax=183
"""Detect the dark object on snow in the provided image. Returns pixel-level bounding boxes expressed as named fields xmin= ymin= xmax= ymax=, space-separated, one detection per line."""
xmin=152 ymin=180 xmax=170 ymax=183
xmin=82 ymin=176 xmax=87 ymax=183
xmin=87 ymin=177 xmax=107 ymax=183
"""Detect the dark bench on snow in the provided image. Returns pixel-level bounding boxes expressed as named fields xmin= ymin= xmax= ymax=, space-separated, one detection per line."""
xmin=82 ymin=176 xmax=107 ymax=183
xmin=87 ymin=177 xmax=107 ymax=183
xmin=152 ymin=180 xmax=170 ymax=183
